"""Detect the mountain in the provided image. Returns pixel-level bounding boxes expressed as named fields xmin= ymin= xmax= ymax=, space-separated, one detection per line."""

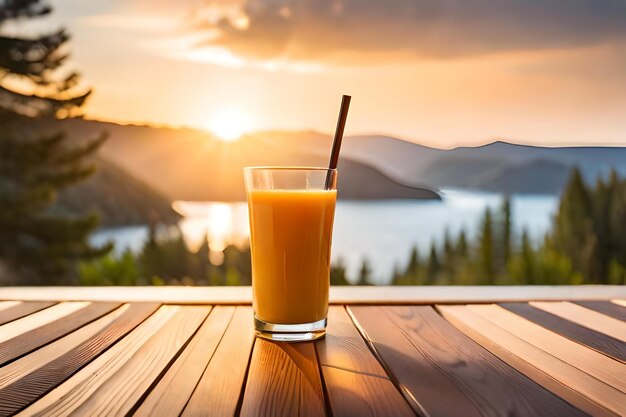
xmin=264 ymin=133 xmax=626 ymax=194
xmin=15 ymin=118 xmax=626 ymax=202
xmin=56 ymin=157 xmax=179 ymax=227
xmin=45 ymin=119 xmax=440 ymax=201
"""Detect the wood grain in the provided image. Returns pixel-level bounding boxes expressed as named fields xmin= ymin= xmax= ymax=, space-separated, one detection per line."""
xmin=348 ymin=305 xmax=481 ymax=417
xmin=0 ymin=304 xmax=131 ymax=389
xmin=316 ymin=306 xmax=414 ymax=417
xmin=181 ymin=306 xmax=255 ymax=417
xmin=73 ymin=306 xmax=209 ymax=417
xmin=354 ymin=305 xmax=586 ymax=417
xmin=2 ymin=285 xmax=625 ymax=304
xmin=0 ymin=303 xmax=158 ymax=416
xmin=134 ymin=306 xmax=234 ymax=417
xmin=468 ymin=304 xmax=626 ymax=391
xmin=19 ymin=305 xmax=208 ymax=417
xmin=0 ymin=301 xmax=55 ymax=326
xmin=0 ymin=301 xmax=89 ymax=344
xmin=240 ymin=339 xmax=326 ymax=417
xmin=0 ymin=301 xmax=120 ymax=365
xmin=501 ymin=302 xmax=626 ymax=362
xmin=439 ymin=304 xmax=625 ymax=416
xmin=531 ymin=301 xmax=626 ymax=342
xmin=15 ymin=305 xmax=176 ymax=417
xmin=575 ymin=300 xmax=626 ymax=321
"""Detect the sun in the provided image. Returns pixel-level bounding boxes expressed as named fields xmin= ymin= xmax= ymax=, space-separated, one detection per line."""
xmin=207 ymin=109 xmax=251 ymax=142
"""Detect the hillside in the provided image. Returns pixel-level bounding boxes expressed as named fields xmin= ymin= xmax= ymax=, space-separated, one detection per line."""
xmin=14 ymin=118 xmax=626 ymax=198
xmin=244 ymin=132 xmax=626 ymax=194
xmin=47 ymin=119 xmax=441 ymax=201
xmin=56 ymin=156 xmax=179 ymax=227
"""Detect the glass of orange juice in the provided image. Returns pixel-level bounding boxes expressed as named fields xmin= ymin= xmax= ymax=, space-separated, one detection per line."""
xmin=244 ymin=167 xmax=337 ymax=342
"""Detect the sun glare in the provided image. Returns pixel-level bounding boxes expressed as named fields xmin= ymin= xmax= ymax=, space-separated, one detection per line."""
xmin=208 ymin=109 xmax=251 ymax=142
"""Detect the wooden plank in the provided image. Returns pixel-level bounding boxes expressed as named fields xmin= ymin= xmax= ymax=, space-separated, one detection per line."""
xmin=316 ymin=306 xmax=414 ymax=417
xmin=0 ymin=301 xmax=56 ymax=325
xmin=531 ymin=301 xmax=626 ymax=342
xmin=0 ymin=301 xmax=120 ymax=365
xmin=501 ymin=302 xmax=626 ymax=362
xmin=0 ymin=301 xmax=89 ymax=344
xmin=351 ymin=306 xmax=586 ymax=417
xmin=467 ymin=304 xmax=626 ymax=391
xmin=240 ymin=340 xmax=326 ymax=417
xmin=574 ymin=300 xmax=626 ymax=321
xmin=13 ymin=305 xmax=176 ymax=417
xmin=135 ymin=306 xmax=233 ymax=417
xmin=0 ymin=304 xmax=132 ymax=389
xmin=348 ymin=306 xmax=481 ymax=417
xmin=438 ymin=305 xmax=625 ymax=416
xmin=182 ymin=306 xmax=255 ymax=417
xmin=1 ymin=285 xmax=625 ymax=304
xmin=0 ymin=303 xmax=159 ymax=416
xmin=17 ymin=305 xmax=208 ymax=417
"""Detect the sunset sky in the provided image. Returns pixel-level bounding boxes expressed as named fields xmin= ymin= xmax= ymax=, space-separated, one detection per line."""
xmin=42 ymin=0 xmax=626 ymax=147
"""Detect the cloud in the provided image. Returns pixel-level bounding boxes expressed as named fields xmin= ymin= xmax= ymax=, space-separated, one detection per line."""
xmin=77 ymin=13 xmax=177 ymax=31
xmin=195 ymin=0 xmax=626 ymax=63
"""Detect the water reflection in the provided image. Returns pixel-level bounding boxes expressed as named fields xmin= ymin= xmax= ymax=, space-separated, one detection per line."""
xmin=93 ymin=189 xmax=558 ymax=284
xmin=172 ymin=201 xmax=250 ymax=264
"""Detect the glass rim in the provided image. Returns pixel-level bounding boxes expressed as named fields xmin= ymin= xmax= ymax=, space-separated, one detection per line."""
xmin=243 ymin=166 xmax=337 ymax=172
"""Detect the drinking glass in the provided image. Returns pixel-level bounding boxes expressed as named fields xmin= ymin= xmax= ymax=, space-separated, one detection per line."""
xmin=244 ymin=167 xmax=338 ymax=342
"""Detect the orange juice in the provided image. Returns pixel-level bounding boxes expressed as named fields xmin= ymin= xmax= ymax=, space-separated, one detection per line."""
xmin=247 ymin=189 xmax=337 ymax=324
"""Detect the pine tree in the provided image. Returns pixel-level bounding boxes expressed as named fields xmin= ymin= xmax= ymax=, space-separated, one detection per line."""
xmin=0 ymin=0 xmax=90 ymax=119
xmin=590 ymin=175 xmax=617 ymax=284
xmin=442 ymin=230 xmax=455 ymax=282
xmin=609 ymin=170 xmax=626 ymax=270
xmin=0 ymin=131 xmax=109 ymax=283
xmin=552 ymin=167 xmax=593 ymax=280
xmin=403 ymin=245 xmax=420 ymax=284
xmin=0 ymin=1 xmax=107 ymax=284
xmin=456 ymin=229 xmax=468 ymax=258
xmin=502 ymin=196 xmax=512 ymax=265
xmin=330 ymin=258 xmax=350 ymax=285
xmin=426 ymin=242 xmax=440 ymax=285
xmin=357 ymin=258 xmax=372 ymax=285
xmin=518 ymin=230 xmax=535 ymax=284
xmin=479 ymin=207 xmax=495 ymax=284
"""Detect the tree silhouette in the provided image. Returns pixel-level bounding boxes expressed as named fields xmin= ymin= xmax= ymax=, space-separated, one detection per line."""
xmin=0 ymin=0 xmax=90 ymax=119
xmin=357 ymin=258 xmax=372 ymax=285
xmin=426 ymin=242 xmax=440 ymax=285
xmin=0 ymin=131 xmax=110 ymax=282
xmin=478 ymin=207 xmax=495 ymax=284
xmin=403 ymin=245 xmax=420 ymax=284
xmin=552 ymin=167 xmax=593 ymax=279
xmin=0 ymin=1 xmax=106 ymax=283
xmin=502 ymin=196 xmax=512 ymax=264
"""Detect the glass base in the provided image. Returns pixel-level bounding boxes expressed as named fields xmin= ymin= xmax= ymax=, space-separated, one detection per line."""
xmin=254 ymin=315 xmax=326 ymax=342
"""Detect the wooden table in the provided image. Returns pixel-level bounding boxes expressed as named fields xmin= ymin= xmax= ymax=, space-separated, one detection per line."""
xmin=0 ymin=286 xmax=625 ymax=417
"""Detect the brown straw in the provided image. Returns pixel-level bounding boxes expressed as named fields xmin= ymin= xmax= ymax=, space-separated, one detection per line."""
xmin=325 ymin=94 xmax=351 ymax=189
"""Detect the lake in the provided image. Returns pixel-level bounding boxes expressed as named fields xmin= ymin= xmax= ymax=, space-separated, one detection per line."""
xmin=91 ymin=189 xmax=558 ymax=284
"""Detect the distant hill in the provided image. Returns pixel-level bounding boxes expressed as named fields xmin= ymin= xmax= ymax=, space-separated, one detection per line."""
xmin=15 ymin=118 xmax=626 ymax=203
xmin=55 ymin=156 xmax=179 ymax=227
xmin=472 ymin=159 xmax=571 ymax=194
xmin=45 ymin=119 xmax=440 ymax=201
xmin=339 ymin=137 xmax=626 ymax=194
xmin=254 ymin=132 xmax=626 ymax=194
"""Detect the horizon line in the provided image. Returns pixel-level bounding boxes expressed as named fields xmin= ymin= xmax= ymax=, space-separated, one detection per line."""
xmin=79 ymin=115 xmax=626 ymax=150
